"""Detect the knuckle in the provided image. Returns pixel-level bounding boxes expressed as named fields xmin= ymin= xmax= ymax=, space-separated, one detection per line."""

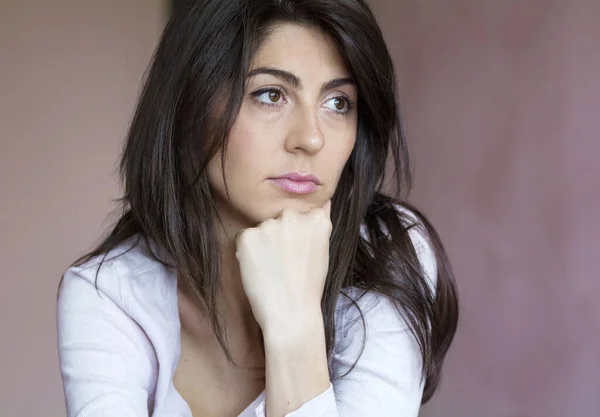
xmin=282 ymin=207 xmax=295 ymax=217
xmin=281 ymin=208 xmax=298 ymax=222
xmin=262 ymin=218 xmax=276 ymax=227
xmin=237 ymin=228 xmax=254 ymax=243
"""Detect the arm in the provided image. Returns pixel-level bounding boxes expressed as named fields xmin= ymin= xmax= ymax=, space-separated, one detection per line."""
xmin=57 ymin=264 xmax=154 ymax=417
xmin=255 ymin=292 xmax=426 ymax=417
xmin=262 ymin=309 xmax=333 ymax=417
xmin=255 ymin=223 xmax=436 ymax=417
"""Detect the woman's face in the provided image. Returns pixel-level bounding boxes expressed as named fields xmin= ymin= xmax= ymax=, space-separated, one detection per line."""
xmin=208 ymin=23 xmax=358 ymax=227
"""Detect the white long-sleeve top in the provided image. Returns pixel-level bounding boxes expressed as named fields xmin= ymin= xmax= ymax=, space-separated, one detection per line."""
xmin=57 ymin=220 xmax=436 ymax=417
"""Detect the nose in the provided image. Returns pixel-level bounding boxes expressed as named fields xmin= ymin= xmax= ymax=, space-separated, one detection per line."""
xmin=284 ymin=108 xmax=325 ymax=155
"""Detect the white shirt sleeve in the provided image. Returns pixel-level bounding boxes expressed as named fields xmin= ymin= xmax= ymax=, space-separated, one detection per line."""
xmin=57 ymin=263 xmax=155 ymax=417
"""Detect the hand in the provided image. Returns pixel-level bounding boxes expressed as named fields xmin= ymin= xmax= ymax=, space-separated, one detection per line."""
xmin=235 ymin=200 xmax=332 ymax=333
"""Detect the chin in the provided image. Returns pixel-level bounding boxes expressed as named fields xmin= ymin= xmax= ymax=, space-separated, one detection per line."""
xmin=240 ymin=200 xmax=309 ymax=223
xmin=272 ymin=198 xmax=320 ymax=215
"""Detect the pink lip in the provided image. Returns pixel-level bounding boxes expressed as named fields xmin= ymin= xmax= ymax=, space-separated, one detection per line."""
xmin=269 ymin=172 xmax=321 ymax=195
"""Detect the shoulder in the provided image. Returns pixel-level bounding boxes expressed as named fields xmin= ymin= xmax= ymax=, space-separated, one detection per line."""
xmin=360 ymin=202 xmax=438 ymax=293
xmin=57 ymin=237 xmax=168 ymax=408
xmin=59 ymin=236 xmax=172 ymax=312
xmin=394 ymin=203 xmax=438 ymax=293
xmin=334 ymin=202 xmax=438 ymax=344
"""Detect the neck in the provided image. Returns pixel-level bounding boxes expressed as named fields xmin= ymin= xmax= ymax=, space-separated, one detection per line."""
xmin=214 ymin=199 xmax=257 ymax=328
xmin=178 ymin=199 xmax=263 ymax=353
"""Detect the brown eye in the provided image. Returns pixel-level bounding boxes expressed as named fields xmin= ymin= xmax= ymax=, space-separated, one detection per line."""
xmin=324 ymin=97 xmax=350 ymax=113
xmin=334 ymin=98 xmax=346 ymax=111
xmin=252 ymin=88 xmax=286 ymax=106
xmin=269 ymin=90 xmax=282 ymax=103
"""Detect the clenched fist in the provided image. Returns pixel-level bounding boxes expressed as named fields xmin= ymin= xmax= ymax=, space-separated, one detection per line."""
xmin=235 ymin=200 xmax=332 ymax=333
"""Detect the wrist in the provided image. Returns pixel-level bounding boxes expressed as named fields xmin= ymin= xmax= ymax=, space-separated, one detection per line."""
xmin=262 ymin=307 xmax=325 ymax=348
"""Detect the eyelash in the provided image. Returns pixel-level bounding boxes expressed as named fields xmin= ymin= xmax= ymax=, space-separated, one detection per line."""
xmin=250 ymin=87 xmax=355 ymax=115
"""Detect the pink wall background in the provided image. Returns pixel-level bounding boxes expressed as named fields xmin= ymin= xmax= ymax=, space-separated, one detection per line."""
xmin=370 ymin=0 xmax=600 ymax=416
xmin=0 ymin=1 xmax=165 ymax=415
xmin=0 ymin=1 xmax=598 ymax=416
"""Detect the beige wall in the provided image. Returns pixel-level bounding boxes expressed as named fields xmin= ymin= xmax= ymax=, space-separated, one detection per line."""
xmin=0 ymin=1 xmax=165 ymax=415
xmin=1 ymin=1 xmax=599 ymax=416
xmin=370 ymin=0 xmax=600 ymax=416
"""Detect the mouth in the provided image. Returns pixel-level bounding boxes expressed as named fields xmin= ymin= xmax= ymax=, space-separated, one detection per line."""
xmin=268 ymin=172 xmax=321 ymax=195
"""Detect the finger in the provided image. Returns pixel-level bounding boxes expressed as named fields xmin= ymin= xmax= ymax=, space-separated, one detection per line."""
xmin=235 ymin=227 xmax=254 ymax=245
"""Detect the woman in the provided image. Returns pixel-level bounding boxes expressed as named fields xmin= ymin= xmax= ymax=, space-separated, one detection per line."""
xmin=57 ymin=0 xmax=458 ymax=416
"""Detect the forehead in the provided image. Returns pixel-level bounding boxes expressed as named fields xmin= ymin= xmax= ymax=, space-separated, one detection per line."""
xmin=250 ymin=23 xmax=350 ymax=77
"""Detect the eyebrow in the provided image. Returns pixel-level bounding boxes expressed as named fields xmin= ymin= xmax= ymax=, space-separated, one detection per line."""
xmin=247 ymin=67 xmax=355 ymax=95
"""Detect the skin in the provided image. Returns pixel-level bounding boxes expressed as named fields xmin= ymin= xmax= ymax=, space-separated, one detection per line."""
xmin=175 ymin=23 xmax=358 ymax=417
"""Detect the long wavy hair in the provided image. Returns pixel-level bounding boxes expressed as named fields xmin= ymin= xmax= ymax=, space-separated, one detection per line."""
xmin=71 ymin=0 xmax=458 ymax=403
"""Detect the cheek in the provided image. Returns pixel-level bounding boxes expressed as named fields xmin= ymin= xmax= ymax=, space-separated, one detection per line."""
xmin=223 ymin=120 xmax=271 ymax=182
xmin=322 ymin=135 xmax=356 ymax=191
xmin=334 ymin=128 xmax=357 ymax=166
xmin=206 ymin=130 xmax=255 ymax=194
xmin=344 ymin=133 xmax=357 ymax=158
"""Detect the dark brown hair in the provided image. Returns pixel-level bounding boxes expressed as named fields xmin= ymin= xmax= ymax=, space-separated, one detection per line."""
xmin=71 ymin=0 xmax=458 ymax=403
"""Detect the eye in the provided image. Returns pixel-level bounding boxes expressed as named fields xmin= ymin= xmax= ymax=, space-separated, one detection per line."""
xmin=253 ymin=88 xmax=285 ymax=106
xmin=324 ymin=96 xmax=352 ymax=113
